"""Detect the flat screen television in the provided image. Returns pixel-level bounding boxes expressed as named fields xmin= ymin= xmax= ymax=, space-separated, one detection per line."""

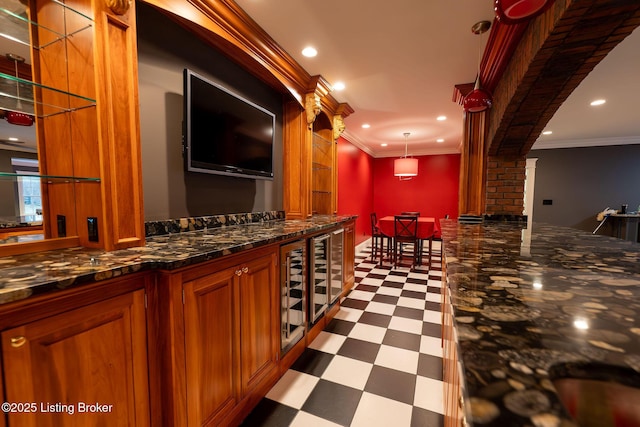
xmin=183 ymin=69 xmax=275 ymax=180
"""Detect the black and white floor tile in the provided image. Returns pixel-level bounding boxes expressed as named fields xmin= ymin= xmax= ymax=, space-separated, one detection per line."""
xmin=242 ymin=240 xmax=445 ymax=427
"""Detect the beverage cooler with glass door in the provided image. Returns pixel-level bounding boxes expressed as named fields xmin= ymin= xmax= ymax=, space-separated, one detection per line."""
xmin=309 ymin=229 xmax=344 ymax=325
xmin=280 ymin=240 xmax=307 ymax=354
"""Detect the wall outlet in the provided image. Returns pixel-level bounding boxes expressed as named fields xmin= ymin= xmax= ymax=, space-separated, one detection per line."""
xmin=57 ymin=215 xmax=66 ymax=237
xmin=87 ymin=217 xmax=99 ymax=242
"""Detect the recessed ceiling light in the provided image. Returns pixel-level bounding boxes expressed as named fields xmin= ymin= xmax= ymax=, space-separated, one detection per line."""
xmin=436 ymin=116 xmax=447 ymax=121
xmin=542 ymin=131 xmax=552 ymax=135
xmin=333 ymin=81 xmax=345 ymax=91
xmin=301 ymin=46 xmax=317 ymax=57
xmin=381 ymin=143 xmax=388 ymax=147
xmin=436 ymin=139 xmax=444 ymax=143
xmin=361 ymin=124 xmax=370 ymax=129
xmin=8 ymin=137 xmax=19 ymax=141
xmin=590 ymin=99 xmax=606 ymax=106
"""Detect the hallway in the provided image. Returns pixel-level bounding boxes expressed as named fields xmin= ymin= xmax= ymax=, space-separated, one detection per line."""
xmin=242 ymin=241 xmax=445 ymax=426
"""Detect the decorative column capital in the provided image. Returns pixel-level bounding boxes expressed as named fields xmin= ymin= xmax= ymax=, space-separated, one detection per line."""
xmin=106 ymin=0 xmax=131 ymax=15
xmin=305 ymin=93 xmax=321 ymax=128
xmin=333 ymin=116 xmax=345 ymax=140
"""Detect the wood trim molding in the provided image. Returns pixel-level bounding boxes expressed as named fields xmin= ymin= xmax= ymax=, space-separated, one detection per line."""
xmin=0 ymin=236 xmax=80 ymax=257
xmin=458 ymin=110 xmax=488 ymax=216
xmin=479 ymin=19 xmax=528 ymax=94
xmin=140 ymin=0 xmax=345 ymax=111
xmin=452 ymin=19 xmax=527 ymax=105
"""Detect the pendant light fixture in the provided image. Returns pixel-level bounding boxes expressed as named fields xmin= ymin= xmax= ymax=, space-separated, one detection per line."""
xmin=4 ymin=53 xmax=34 ymax=127
xmin=463 ymin=21 xmax=492 ymax=113
xmin=393 ymin=132 xmax=418 ymax=179
xmin=494 ymin=0 xmax=554 ymax=24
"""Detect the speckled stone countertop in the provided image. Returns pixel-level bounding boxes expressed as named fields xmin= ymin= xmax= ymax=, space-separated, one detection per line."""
xmin=0 ymin=214 xmax=354 ymax=305
xmin=440 ymin=219 xmax=640 ymax=427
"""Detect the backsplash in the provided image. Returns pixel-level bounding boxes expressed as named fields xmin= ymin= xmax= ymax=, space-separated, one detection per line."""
xmin=144 ymin=211 xmax=286 ymax=237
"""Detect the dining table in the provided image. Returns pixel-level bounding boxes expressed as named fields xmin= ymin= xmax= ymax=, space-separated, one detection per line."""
xmin=376 ymin=216 xmax=437 ymax=266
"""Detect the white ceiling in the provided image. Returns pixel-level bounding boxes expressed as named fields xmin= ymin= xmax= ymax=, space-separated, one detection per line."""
xmin=1 ymin=1 xmax=639 ymax=156
xmin=234 ymin=0 xmax=640 ymax=157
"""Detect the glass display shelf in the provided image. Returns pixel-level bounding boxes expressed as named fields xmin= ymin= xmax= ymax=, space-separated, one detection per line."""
xmin=0 ymin=0 xmax=92 ymax=51
xmin=312 ymin=133 xmax=333 ymax=144
xmin=0 ymin=172 xmax=100 ymax=183
xmin=0 ymin=72 xmax=96 ymax=118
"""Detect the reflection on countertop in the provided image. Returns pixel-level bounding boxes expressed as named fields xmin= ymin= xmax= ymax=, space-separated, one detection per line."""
xmin=441 ymin=219 xmax=640 ymax=427
xmin=0 ymin=213 xmax=355 ymax=305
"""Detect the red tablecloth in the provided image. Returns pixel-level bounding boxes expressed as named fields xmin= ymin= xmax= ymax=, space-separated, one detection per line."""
xmin=378 ymin=216 xmax=436 ymax=239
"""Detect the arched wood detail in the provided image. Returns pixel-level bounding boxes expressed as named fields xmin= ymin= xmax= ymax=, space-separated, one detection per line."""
xmin=457 ymin=0 xmax=640 ymax=216
xmin=488 ymin=0 xmax=640 ymax=156
xmin=140 ymin=0 xmax=346 ymax=112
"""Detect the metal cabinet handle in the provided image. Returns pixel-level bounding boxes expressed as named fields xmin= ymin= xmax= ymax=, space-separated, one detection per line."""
xmin=235 ymin=269 xmax=242 ymax=276
xmin=10 ymin=336 xmax=26 ymax=348
xmin=241 ymin=266 xmax=249 ymax=273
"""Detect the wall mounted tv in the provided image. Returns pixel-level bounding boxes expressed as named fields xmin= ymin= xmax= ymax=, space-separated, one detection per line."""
xmin=183 ymin=69 xmax=275 ymax=180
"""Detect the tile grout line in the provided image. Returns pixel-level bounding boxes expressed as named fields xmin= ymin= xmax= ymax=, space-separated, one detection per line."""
xmin=243 ymin=242 xmax=446 ymax=427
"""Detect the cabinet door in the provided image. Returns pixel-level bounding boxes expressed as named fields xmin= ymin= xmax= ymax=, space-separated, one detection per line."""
xmin=183 ymin=266 xmax=238 ymax=426
xmin=238 ymin=252 xmax=279 ymax=395
xmin=1 ymin=290 xmax=149 ymax=427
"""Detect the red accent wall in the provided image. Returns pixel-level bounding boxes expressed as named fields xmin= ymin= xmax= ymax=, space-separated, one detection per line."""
xmin=337 ymin=137 xmax=460 ymax=242
xmin=373 ymin=154 xmax=460 ymax=237
xmin=336 ymin=137 xmax=374 ymax=245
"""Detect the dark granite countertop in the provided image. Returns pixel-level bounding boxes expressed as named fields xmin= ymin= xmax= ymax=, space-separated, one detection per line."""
xmin=0 ymin=214 xmax=355 ymax=305
xmin=441 ymin=219 xmax=640 ymax=427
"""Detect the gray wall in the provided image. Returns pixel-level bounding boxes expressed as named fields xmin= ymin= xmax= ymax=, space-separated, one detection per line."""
xmin=136 ymin=3 xmax=283 ymax=221
xmin=528 ymin=144 xmax=640 ymax=236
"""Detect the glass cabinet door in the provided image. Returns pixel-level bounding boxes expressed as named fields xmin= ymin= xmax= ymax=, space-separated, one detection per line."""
xmin=329 ymin=229 xmax=344 ymax=304
xmin=310 ymin=234 xmax=330 ymax=323
xmin=280 ymin=240 xmax=306 ymax=354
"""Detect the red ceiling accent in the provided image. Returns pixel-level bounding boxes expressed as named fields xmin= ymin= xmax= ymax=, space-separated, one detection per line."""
xmin=463 ymin=87 xmax=492 ymax=112
xmin=494 ymin=0 xmax=554 ymax=24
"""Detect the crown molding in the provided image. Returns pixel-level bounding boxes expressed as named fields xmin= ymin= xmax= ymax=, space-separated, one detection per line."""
xmin=531 ymin=135 xmax=640 ymax=150
xmin=341 ymin=130 xmax=460 ymax=158
xmin=340 ymin=130 xmax=375 ymax=157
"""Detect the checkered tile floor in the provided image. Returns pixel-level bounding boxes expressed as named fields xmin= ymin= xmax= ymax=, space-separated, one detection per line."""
xmin=242 ymin=240 xmax=445 ymax=427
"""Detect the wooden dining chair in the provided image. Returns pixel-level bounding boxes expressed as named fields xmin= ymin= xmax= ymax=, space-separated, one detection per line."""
xmin=370 ymin=212 xmax=390 ymax=263
xmin=393 ymin=215 xmax=419 ymax=269
xmin=400 ymin=212 xmax=422 ymax=262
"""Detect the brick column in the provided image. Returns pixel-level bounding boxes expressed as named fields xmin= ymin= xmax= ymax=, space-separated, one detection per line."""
xmin=485 ymin=156 xmax=526 ymax=215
